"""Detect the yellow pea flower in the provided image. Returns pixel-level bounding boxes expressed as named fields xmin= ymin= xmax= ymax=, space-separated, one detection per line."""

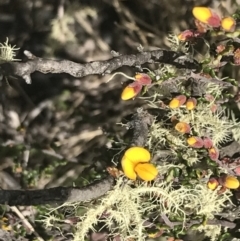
xmin=169 ymin=95 xmax=187 ymax=109
xmin=224 ymin=176 xmax=239 ymax=189
xmin=121 ymin=157 xmax=137 ymax=180
xmin=134 ymin=163 xmax=158 ymax=181
xmin=175 ymin=122 xmax=191 ymax=134
xmin=187 ymin=136 xmax=204 ymax=148
xmin=192 ymin=7 xmax=220 ymax=27
xmin=121 ymin=147 xmax=158 ymax=181
xmin=221 ymin=17 xmax=236 ymax=32
xmin=121 ymin=86 xmax=137 ymax=100
xmin=186 ymin=97 xmax=197 ymax=110
xmin=207 ymin=178 xmax=219 ymax=190
xmin=192 ymin=7 xmax=213 ymax=24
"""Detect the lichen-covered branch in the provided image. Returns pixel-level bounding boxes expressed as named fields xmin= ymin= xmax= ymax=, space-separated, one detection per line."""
xmin=0 ymin=176 xmax=114 ymax=206
xmin=0 ymin=49 xmax=199 ymax=84
xmin=129 ymin=109 xmax=154 ymax=146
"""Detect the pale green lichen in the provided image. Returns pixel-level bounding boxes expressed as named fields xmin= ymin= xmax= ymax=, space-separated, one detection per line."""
xmin=197 ymin=224 xmax=222 ymax=241
xmin=0 ymin=38 xmax=20 ymax=62
xmin=167 ymin=103 xmax=235 ymax=146
xmin=41 ymin=176 xmax=231 ymax=241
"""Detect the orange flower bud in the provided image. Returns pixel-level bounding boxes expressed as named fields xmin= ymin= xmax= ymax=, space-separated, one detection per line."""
xmin=169 ymin=95 xmax=187 ymax=109
xmin=175 ymin=122 xmax=191 ymax=134
xmin=221 ymin=17 xmax=236 ymax=32
xmin=192 ymin=7 xmax=221 ymax=27
xmin=134 ymin=163 xmax=158 ymax=181
xmin=186 ymin=97 xmax=197 ymax=110
xmin=207 ymin=178 xmax=219 ymax=190
xmin=121 ymin=82 xmax=142 ymax=100
xmin=187 ymin=136 xmax=204 ymax=148
xmin=135 ymin=73 xmax=152 ymax=86
xmin=208 ymin=147 xmax=219 ymax=161
xmin=223 ymin=176 xmax=239 ymax=189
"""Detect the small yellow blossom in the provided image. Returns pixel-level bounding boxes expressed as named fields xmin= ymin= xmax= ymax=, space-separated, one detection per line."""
xmin=121 ymin=147 xmax=158 ymax=181
xmin=187 ymin=136 xmax=204 ymax=148
xmin=192 ymin=7 xmax=213 ymax=24
xmin=186 ymin=97 xmax=197 ymax=110
xmin=221 ymin=17 xmax=236 ymax=32
xmin=121 ymin=86 xmax=137 ymax=100
xmin=169 ymin=95 xmax=187 ymax=109
xmin=135 ymin=163 xmax=158 ymax=181
xmin=192 ymin=7 xmax=220 ymax=27
xmin=224 ymin=176 xmax=239 ymax=189
xmin=175 ymin=122 xmax=191 ymax=134
xmin=207 ymin=178 xmax=219 ymax=190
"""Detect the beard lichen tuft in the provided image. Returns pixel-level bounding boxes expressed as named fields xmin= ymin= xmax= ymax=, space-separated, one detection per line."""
xmin=44 ymin=177 xmax=232 ymax=241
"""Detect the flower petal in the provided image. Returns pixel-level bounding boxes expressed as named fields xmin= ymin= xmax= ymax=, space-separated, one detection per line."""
xmin=192 ymin=7 xmax=213 ymax=24
xmin=135 ymin=163 xmax=158 ymax=181
xmin=187 ymin=136 xmax=204 ymax=148
xmin=221 ymin=17 xmax=236 ymax=32
xmin=123 ymin=147 xmax=151 ymax=164
xmin=203 ymin=137 xmax=213 ymax=149
xmin=224 ymin=176 xmax=239 ymax=189
xmin=207 ymin=178 xmax=219 ymax=190
xmin=186 ymin=97 xmax=197 ymax=110
xmin=135 ymin=73 xmax=152 ymax=86
xmin=208 ymin=147 xmax=219 ymax=161
xmin=169 ymin=95 xmax=187 ymax=109
xmin=121 ymin=155 xmax=137 ymax=180
xmin=121 ymin=83 xmax=142 ymax=100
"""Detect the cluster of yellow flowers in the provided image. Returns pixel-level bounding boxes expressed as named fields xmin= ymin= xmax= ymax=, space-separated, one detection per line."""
xmin=208 ymin=175 xmax=240 ymax=191
xmin=178 ymin=6 xmax=236 ymax=42
xmin=192 ymin=7 xmax=236 ymax=32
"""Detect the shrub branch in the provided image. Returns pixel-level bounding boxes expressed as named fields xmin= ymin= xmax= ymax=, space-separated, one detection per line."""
xmin=0 ymin=49 xmax=199 ymax=84
xmin=0 ymin=176 xmax=114 ymax=206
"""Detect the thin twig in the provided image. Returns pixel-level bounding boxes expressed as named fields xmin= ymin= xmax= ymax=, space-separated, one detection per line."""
xmin=10 ymin=206 xmax=44 ymax=241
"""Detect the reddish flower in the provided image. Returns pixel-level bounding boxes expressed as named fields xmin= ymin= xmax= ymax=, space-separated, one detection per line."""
xmin=135 ymin=73 xmax=152 ymax=86
xmin=207 ymin=177 xmax=219 ymax=190
xmin=187 ymin=136 xmax=204 ymax=148
xmin=186 ymin=97 xmax=197 ymax=110
xmin=192 ymin=7 xmax=221 ymax=27
xmin=203 ymin=137 xmax=213 ymax=149
xmin=178 ymin=30 xmax=202 ymax=41
xmin=169 ymin=95 xmax=187 ymax=109
xmin=121 ymin=82 xmax=142 ymax=100
xmin=175 ymin=122 xmax=191 ymax=134
xmin=208 ymin=147 xmax=219 ymax=161
xmin=207 ymin=12 xmax=221 ymax=28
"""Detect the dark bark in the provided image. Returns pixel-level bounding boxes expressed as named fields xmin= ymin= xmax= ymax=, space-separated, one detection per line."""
xmin=0 ymin=176 xmax=114 ymax=206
